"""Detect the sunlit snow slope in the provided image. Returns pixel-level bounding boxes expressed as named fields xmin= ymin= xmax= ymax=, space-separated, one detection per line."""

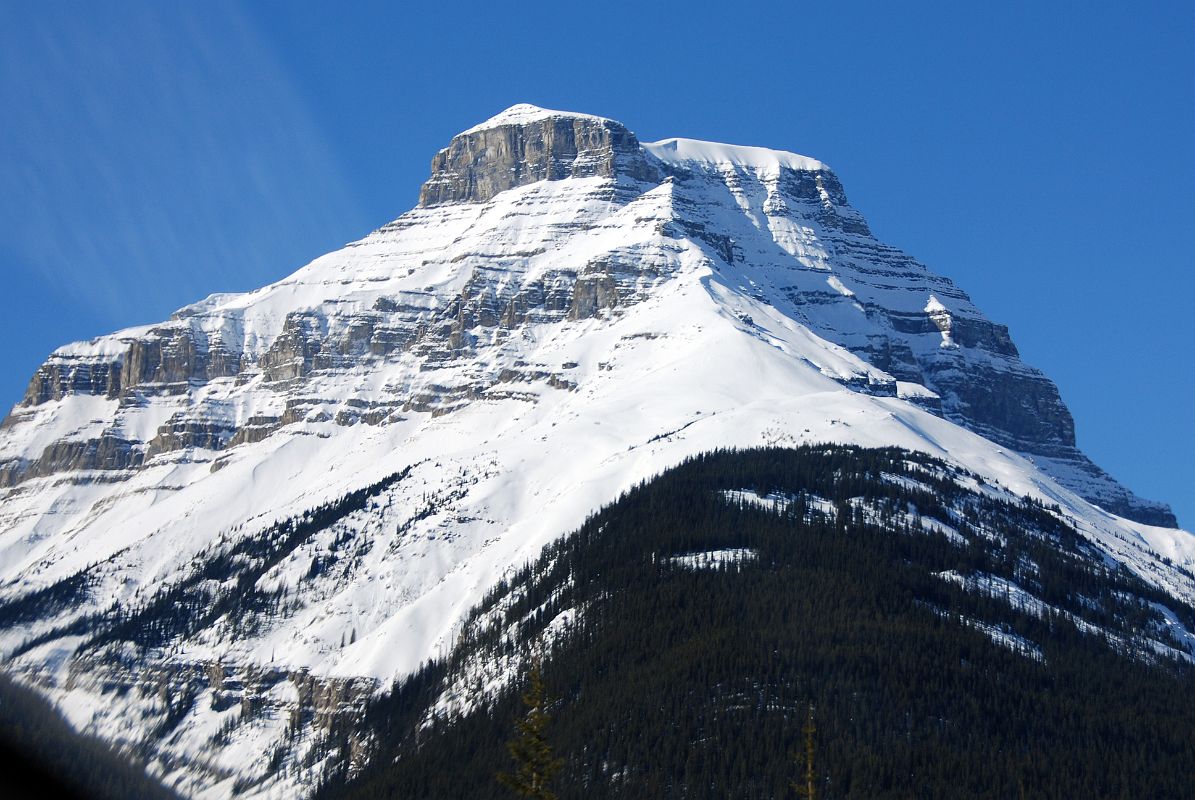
xmin=0 ymin=105 xmax=1190 ymax=798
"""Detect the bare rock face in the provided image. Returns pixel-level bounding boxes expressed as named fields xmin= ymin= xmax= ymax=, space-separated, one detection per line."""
xmin=260 ymin=313 xmax=324 ymax=383
xmin=0 ymin=433 xmax=143 ymax=488
xmin=22 ymin=356 xmax=121 ymax=404
xmin=418 ymin=104 xmax=659 ymax=206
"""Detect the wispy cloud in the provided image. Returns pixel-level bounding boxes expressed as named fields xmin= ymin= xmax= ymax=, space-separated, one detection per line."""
xmin=1 ymin=2 xmax=365 ymax=326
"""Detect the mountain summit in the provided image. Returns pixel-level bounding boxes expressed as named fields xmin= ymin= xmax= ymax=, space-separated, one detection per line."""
xmin=0 ymin=105 xmax=1191 ymax=797
xmin=4 ymin=103 xmax=1173 ymax=525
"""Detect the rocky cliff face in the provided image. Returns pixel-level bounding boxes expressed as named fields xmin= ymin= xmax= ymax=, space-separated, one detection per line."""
xmin=418 ymin=104 xmax=659 ymax=206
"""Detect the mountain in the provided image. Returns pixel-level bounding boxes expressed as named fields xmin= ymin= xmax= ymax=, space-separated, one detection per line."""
xmin=0 ymin=104 xmax=1191 ymax=798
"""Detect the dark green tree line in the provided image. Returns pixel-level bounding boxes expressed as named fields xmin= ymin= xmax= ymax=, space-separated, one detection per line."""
xmin=322 ymin=445 xmax=1195 ymax=800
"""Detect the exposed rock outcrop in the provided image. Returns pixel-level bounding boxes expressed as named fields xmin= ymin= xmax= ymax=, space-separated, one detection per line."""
xmin=419 ymin=104 xmax=659 ymax=206
xmin=418 ymin=104 xmax=664 ymax=205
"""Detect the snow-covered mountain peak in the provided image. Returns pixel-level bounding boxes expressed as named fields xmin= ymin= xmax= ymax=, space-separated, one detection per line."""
xmin=3 ymin=105 xmax=1178 ymax=530
xmin=458 ymin=103 xmax=615 ymax=136
xmin=427 ymin=106 xmax=837 ymax=211
xmin=644 ymin=136 xmax=829 ymax=174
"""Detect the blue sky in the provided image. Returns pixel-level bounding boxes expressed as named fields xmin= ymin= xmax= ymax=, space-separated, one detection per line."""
xmin=2 ymin=1 xmax=1191 ymax=525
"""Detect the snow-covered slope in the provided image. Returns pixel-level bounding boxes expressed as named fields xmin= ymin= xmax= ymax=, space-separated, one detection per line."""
xmin=0 ymin=104 xmax=1190 ymax=798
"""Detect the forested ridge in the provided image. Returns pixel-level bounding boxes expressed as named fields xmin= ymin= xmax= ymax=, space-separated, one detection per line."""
xmin=323 ymin=446 xmax=1195 ymax=800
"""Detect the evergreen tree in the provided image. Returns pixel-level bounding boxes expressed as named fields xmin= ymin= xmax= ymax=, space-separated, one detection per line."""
xmin=497 ymin=660 xmax=563 ymax=799
xmin=793 ymin=704 xmax=817 ymax=799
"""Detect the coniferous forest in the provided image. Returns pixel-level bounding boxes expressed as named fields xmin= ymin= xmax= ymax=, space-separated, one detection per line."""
xmin=319 ymin=446 xmax=1195 ymax=800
